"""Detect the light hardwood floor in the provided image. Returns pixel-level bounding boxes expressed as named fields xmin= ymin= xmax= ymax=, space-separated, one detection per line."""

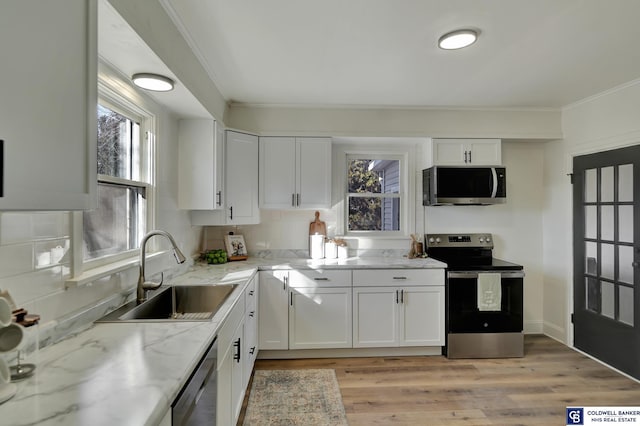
xmin=239 ymin=335 xmax=640 ymax=425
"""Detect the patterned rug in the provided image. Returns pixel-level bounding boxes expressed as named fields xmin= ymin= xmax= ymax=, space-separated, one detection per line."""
xmin=242 ymin=369 xmax=348 ymax=425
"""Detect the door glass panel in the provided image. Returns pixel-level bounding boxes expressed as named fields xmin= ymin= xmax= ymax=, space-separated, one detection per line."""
xmin=586 ymin=277 xmax=601 ymax=312
xmin=585 ymin=241 xmax=598 ymax=274
xmin=601 ymin=281 xmax=615 ymax=319
xmin=585 ymin=168 xmax=598 ymax=202
xmin=601 ymin=206 xmax=614 ymax=241
xmin=601 ymin=243 xmax=615 ymax=280
xmin=619 ymin=205 xmax=633 ymax=243
xmin=619 ymin=246 xmax=634 ymax=284
xmin=601 ymin=166 xmax=614 ymax=202
xmin=619 ymin=164 xmax=633 ymax=202
xmin=585 ymin=206 xmax=597 ymax=239
xmin=619 ymin=286 xmax=634 ymax=326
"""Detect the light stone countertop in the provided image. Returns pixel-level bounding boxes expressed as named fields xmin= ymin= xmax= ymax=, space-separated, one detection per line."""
xmin=0 ymin=256 xmax=445 ymax=425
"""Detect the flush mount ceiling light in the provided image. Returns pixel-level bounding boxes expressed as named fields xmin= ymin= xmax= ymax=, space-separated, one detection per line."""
xmin=131 ymin=73 xmax=175 ymax=92
xmin=438 ymin=29 xmax=478 ymax=50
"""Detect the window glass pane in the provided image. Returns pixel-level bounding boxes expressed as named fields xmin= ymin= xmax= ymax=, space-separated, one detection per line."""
xmin=348 ymin=159 xmax=399 ymax=194
xmin=586 ymin=277 xmax=600 ymax=312
xmin=83 ymin=183 xmax=146 ymax=260
xmin=601 ymin=206 xmax=614 ymax=241
xmin=601 ymin=281 xmax=615 ymax=319
xmin=618 ymin=164 xmax=633 ymax=202
xmin=585 ymin=168 xmax=597 ymax=202
xmin=348 ymin=196 xmax=400 ymax=231
xmin=619 ymin=286 xmax=634 ymax=326
xmin=619 ymin=245 xmax=634 ymax=284
xmin=619 ymin=205 xmax=633 ymax=243
xmin=601 ymin=243 xmax=615 ymax=280
xmin=585 ymin=206 xmax=597 ymax=239
xmin=585 ymin=241 xmax=598 ymax=275
xmin=601 ymin=166 xmax=614 ymax=202
xmin=97 ymin=104 xmax=140 ymax=180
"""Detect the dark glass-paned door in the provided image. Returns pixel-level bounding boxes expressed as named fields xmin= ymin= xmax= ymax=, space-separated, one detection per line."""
xmin=573 ymin=144 xmax=640 ymax=380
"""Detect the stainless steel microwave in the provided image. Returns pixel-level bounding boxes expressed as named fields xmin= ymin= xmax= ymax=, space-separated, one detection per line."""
xmin=422 ymin=166 xmax=506 ymax=206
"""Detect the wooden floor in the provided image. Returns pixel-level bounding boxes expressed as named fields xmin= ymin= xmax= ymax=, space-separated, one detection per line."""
xmin=238 ymin=335 xmax=640 ymax=425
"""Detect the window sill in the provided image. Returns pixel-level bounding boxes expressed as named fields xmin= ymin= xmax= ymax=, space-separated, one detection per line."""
xmin=65 ymin=252 xmax=163 ymax=289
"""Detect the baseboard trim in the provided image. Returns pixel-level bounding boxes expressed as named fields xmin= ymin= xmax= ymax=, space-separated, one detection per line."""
xmin=257 ymin=346 xmax=443 ymax=359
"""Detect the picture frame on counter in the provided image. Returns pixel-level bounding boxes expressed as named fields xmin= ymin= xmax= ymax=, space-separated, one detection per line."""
xmin=224 ymin=234 xmax=248 ymax=260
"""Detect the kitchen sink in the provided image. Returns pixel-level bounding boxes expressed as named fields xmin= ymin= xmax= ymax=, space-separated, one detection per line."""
xmin=95 ymin=284 xmax=239 ymax=323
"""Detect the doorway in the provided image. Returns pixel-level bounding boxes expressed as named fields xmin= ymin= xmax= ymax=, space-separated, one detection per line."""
xmin=573 ymin=144 xmax=639 ymax=379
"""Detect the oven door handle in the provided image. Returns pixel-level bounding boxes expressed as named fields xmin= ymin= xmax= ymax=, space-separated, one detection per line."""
xmin=448 ymin=271 xmax=525 ymax=279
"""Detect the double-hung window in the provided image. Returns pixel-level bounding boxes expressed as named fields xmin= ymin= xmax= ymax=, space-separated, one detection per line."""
xmin=82 ymin=95 xmax=154 ymax=266
xmin=346 ymin=154 xmax=405 ymax=234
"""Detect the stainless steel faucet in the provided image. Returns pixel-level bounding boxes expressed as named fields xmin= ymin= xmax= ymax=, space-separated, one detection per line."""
xmin=137 ymin=230 xmax=187 ymax=304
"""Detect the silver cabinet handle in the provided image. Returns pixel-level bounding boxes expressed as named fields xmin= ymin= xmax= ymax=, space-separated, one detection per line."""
xmin=233 ymin=338 xmax=241 ymax=363
xmin=249 ymin=311 xmax=255 ymax=318
xmin=314 ymin=277 xmax=329 ymax=281
xmin=400 ymin=289 xmax=404 ymax=304
xmin=248 ymin=290 xmax=254 ymax=296
xmin=290 ymin=292 xmax=293 ymax=306
xmin=395 ymin=290 xmax=399 ymax=304
xmin=292 ymin=193 xmax=295 ymax=207
xmin=216 ymin=191 xmax=222 ymax=206
xmin=229 ymin=206 xmax=233 ymax=220
xmin=464 ymin=151 xmax=468 ymax=163
xmin=393 ymin=276 xmax=407 ymax=280
xmin=468 ymin=150 xmax=472 ymax=163
xmin=297 ymin=193 xmax=300 ymax=206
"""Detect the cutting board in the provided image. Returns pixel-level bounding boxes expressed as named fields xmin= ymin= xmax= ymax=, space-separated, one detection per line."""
xmin=309 ymin=211 xmax=327 ymax=236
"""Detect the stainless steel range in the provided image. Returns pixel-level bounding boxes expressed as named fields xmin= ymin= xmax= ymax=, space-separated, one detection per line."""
xmin=425 ymin=233 xmax=525 ymax=358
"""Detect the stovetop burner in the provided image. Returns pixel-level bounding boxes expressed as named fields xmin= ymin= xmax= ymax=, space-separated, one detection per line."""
xmin=425 ymin=233 xmax=523 ymax=271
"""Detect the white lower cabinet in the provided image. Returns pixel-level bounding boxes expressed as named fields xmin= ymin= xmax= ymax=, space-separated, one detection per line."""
xmin=289 ymin=287 xmax=352 ymax=349
xmin=258 ymin=270 xmax=289 ymax=350
xmin=353 ymin=269 xmax=445 ymax=348
xmin=217 ymin=277 xmax=259 ymax=426
xmin=258 ymin=268 xmax=445 ymax=353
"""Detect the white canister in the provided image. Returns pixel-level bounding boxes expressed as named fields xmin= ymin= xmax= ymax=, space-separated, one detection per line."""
xmin=337 ymin=245 xmax=349 ymax=259
xmin=324 ymin=241 xmax=337 ymax=259
xmin=309 ymin=235 xmax=325 ymax=259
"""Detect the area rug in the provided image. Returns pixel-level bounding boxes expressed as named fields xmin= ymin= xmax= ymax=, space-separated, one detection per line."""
xmin=242 ymin=369 xmax=348 ymax=425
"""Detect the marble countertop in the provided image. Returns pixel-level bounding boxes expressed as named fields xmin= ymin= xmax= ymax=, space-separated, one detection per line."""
xmin=0 ymin=256 xmax=445 ymax=425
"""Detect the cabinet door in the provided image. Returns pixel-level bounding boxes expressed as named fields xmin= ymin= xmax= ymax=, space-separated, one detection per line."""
xmin=468 ymin=139 xmax=502 ymax=165
xmin=230 ymin=322 xmax=245 ymax=422
xmin=297 ymin=138 xmax=332 ymax=209
xmin=258 ymin=271 xmax=289 ymax=350
xmin=216 ymin=343 xmax=233 ymax=426
xmin=432 ymin=140 xmax=467 ymax=165
xmin=259 ymin=137 xmax=296 ymax=209
xmin=289 ymin=287 xmax=352 ymax=349
xmin=0 ymin=0 xmax=97 ymax=210
xmin=399 ymin=286 xmax=445 ymax=346
xmin=178 ymin=119 xmax=221 ymax=210
xmin=225 ymin=131 xmax=260 ymax=224
xmin=352 ymin=287 xmax=399 ymax=347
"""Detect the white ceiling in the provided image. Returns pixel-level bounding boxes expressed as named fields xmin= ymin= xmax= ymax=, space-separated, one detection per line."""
xmin=158 ymin=0 xmax=640 ymax=109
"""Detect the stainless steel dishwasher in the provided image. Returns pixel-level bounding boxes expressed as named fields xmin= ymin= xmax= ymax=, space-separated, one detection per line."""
xmin=172 ymin=337 xmax=218 ymax=425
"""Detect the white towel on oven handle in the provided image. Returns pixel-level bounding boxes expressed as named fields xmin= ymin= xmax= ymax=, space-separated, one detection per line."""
xmin=477 ymin=272 xmax=502 ymax=311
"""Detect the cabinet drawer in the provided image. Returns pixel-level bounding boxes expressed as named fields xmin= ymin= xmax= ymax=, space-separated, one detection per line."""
xmin=353 ymin=269 xmax=444 ymax=286
xmin=218 ymin=291 xmax=245 ymax=356
xmin=289 ymin=270 xmax=351 ymax=287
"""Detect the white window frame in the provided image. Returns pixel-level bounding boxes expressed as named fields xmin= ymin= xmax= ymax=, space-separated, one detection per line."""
xmin=70 ymin=78 xmax=156 ymax=278
xmin=334 ymin=142 xmax=415 ymax=238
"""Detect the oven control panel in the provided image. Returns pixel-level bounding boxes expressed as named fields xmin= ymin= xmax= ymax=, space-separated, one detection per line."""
xmin=425 ymin=233 xmax=494 ymax=249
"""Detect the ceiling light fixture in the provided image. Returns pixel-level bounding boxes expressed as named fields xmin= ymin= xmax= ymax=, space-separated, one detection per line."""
xmin=131 ymin=73 xmax=175 ymax=92
xmin=438 ymin=29 xmax=478 ymax=50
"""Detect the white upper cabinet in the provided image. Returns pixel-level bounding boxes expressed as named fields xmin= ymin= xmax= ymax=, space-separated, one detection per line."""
xmin=178 ymin=119 xmax=224 ymax=210
xmin=431 ymin=138 xmax=502 ymax=166
xmin=259 ymin=137 xmax=331 ymax=209
xmin=0 ymin=0 xmax=97 ymax=210
xmin=191 ymin=130 xmax=260 ymax=225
